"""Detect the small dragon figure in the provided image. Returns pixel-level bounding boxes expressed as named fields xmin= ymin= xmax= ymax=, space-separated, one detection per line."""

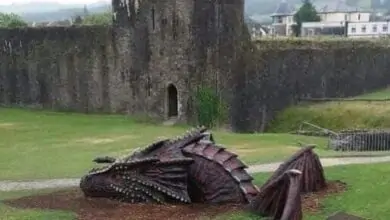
xmin=80 ymin=126 xmax=326 ymax=219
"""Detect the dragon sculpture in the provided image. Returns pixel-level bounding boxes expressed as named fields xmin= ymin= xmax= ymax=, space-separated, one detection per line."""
xmin=80 ymin=126 xmax=326 ymax=219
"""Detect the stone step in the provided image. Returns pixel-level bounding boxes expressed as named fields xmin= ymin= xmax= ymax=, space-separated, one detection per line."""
xmin=163 ymin=117 xmax=178 ymax=126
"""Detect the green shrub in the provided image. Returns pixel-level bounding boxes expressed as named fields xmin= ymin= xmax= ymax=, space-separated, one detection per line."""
xmin=194 ymin=86 xmax=227 ymax=128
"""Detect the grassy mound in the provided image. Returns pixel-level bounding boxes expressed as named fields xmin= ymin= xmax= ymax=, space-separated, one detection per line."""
xmin=268 ymin=88 xmax=390 ymax=132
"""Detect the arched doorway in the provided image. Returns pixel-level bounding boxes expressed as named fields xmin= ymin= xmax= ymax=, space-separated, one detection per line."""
xmin=167 ymin=84 xmax=178 ymax=118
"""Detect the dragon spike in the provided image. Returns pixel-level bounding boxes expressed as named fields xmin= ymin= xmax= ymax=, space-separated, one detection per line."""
xmin=93 ymin=156 xmax=116 ymax=164
xmin=286 ymin=169 xmax=302 ymax=175
xmin=131 ymin=147 xmax=141 ymax=155
xmin=112 ymin=157 xmax=160 ymax=170
xmin=198 ymin=125 xmax=207 ymax=130
xmin=166 ymin=126 xmax=209 ymax=147
xmin=134 ymin=139 xmax=170 ymax=157
xmin=183 ymin=125 xmax=206 ymax=135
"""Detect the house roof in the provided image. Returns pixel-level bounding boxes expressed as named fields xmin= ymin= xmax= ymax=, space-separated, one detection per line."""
xmin=316 ymin=1 xmax=366 ymax=13
xmin=271 ymin=0 xmax=295 ymax=16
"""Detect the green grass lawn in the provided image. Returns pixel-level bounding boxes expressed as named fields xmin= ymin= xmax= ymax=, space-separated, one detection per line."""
xmin=0 ymin=107 xmax=330 ymax=181
xmin=2 ymin=162 xmax=390 ymax=219
xmin=354 ymin=87 xmax=390 ymax=99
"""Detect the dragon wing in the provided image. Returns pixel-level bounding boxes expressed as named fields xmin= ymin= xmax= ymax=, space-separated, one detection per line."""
xmin=249 ymin=169 xmax=303 ymax=220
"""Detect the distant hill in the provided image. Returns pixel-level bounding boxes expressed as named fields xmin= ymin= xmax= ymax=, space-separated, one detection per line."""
xmin=0 ymin=1 xmax=111 ymax=22
xmin=0 ymin=0 xmax=383 ymax=24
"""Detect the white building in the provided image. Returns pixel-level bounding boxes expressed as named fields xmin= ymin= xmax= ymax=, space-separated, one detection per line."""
xmin=270 ymin=0 xmax=296 ymax=36
xmin=347 ymin=21 xmax=390 ymax=38
xmin=301 ymin=21 xmax=346 ymax=36
xmin=317 ymin=5 xmax=370 ymax=23
xmin=250 ymin=26 xmax=270 ymax=38
xmin=270 ymin=0 xmax=371 ymax=37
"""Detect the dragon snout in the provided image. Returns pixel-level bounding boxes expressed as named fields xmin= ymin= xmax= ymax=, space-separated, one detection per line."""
xmin=80 ymin=174 xmax=93 ymax=194
xmin=80 ymin=173 xmax=117 ymax=198
xmin=80 ymin=174 xmax=104 ymax=197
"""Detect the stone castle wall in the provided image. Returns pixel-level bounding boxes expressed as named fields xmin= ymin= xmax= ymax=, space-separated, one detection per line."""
xmin=0 ymin=26 xmax=115 ymax=112
xmin=229 ymin=39 xmax=390 ymax=132
xmin=108 ymin=0 xmax=245 ymax=121
xmin=1 ymin=0 xmax=390 ymax=133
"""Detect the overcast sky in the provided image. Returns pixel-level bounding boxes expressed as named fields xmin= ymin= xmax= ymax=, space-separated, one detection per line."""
xmin=0 ymin=0 xmax=110 ymax=5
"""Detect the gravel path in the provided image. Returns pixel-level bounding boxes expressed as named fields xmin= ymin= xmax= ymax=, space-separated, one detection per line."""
xmin=246 ymin=155 xmax=390 ymax=173
xmin=0 ymin=179 xmax=80 ymax=192
xmin=1 ymin=156 xmax=390 ymax=191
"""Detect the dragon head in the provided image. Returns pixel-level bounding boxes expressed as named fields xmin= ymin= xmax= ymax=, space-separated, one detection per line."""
xmin=80 ymin=126 xmax=211 ymax=203
xmin=80 ymin=155 xmax=194 ymax=203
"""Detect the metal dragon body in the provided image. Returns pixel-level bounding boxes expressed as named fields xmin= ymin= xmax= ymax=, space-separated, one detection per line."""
xmin=80 ymin=127 xmax=327 ymax=220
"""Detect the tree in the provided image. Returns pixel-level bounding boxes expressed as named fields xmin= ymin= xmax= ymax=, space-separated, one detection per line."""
xmin=0 ymin=12 xmax=28 ymax=28
xmin=83 ymin=4 xmax=89 ymax=17
xmin=292 ymin=0 xmax=320 ymax=36
xmin=82 ymin=12 xmax=112 ymax=26
xmin=73 ymin=15 xmax=83 ymax=25
xmin=81 ymin=12 xmax=112 ymax=26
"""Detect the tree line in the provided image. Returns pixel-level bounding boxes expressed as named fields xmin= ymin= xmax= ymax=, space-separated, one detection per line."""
xmin=0 ymin=11 xmax=112 ymax=28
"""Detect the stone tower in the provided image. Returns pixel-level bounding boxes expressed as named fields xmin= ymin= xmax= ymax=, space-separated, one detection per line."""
xmin=111 ymin=0 xmax=246 ymax=123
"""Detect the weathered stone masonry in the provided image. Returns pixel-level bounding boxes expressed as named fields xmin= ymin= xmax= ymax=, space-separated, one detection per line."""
xmin=109 ymin=0 xmax=245 ymax=121
xmin=0 ymin=0 xmax=245 ymax=120
xmin=230 ymin=40 xmax=390 ymax=132
xmin=1 ymin=0 xmax=390 ymax=133
xmin=0 ymin=26 xmax=115 ymax=112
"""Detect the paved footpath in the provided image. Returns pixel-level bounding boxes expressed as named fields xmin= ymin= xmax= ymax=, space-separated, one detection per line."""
xmin=1 ymin=156 xmax=390 ymax=192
